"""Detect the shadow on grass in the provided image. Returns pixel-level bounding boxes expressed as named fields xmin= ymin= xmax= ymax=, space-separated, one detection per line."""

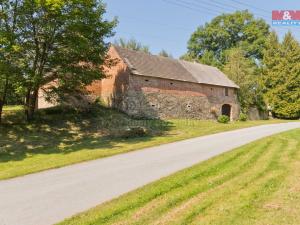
xmin=0 ymin=105 xmax=173 ymax=163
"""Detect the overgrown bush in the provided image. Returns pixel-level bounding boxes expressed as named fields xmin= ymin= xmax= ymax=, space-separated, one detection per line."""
xmin=217 ymin=115 xmax=230 ymax=124
xmin=239 ymin=113 xmax=248 ymax=121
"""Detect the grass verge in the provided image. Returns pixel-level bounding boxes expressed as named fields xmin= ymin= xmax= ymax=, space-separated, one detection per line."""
xmin=0 ymin=105 xmax=292 ymax=180
xmin=58 ymin=128 xmax=300 ymax=225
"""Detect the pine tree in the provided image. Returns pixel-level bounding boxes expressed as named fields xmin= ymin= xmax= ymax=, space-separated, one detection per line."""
xmin=262 ymin=32 xmax=300 ymax=119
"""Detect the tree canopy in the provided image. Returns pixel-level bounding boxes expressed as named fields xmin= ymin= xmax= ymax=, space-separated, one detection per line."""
xmin=185 ymin=10 xmax=270 ymax=65
xmin=223 ymin=48 xmax=264 ymax=112
xmin=114 ymin=38 xmax=150 ymax=53
xmin=0 ymin=0 xmax=24 ymax=122
xmin=0 ymin=0 xmax=117 ymax=121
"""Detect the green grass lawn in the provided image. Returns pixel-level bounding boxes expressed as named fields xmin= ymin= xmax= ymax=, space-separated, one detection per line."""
xmin=58 ymin=128 xmax=300 ymax=225
xmin=2 ymin=105 xmax=24 ymax=111
xmin=0 ymin=105 xmax=292 ymax=180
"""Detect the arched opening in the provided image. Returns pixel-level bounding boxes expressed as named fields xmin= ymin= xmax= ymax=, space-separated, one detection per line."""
xmin=222 ymin=104 xmax=231 ymax=118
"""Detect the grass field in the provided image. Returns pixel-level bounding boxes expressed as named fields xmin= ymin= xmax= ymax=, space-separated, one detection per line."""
xmin=0 ymin=105 xmax=291 ymax=180
xmin=2 ymin=105 xmax=24 ymax=111
xmin=58 ymin=128 xmax=300 ymax=225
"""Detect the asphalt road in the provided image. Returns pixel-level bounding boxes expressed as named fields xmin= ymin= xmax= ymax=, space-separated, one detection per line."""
xmin=0 ymin=122 xmax=300 ymax=225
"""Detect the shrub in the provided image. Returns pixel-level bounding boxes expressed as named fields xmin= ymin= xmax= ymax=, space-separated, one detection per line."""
xmin=217 ymin=115 xmax=230 ymax=123
xmin=239 ymin=113 xmax=248 ymax=121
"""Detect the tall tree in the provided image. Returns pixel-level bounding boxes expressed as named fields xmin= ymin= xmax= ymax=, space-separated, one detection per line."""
xmin=13 ymin=0 xmax=116 ymax=120
xmin=186 ymin=10 xmax=269 ymax=65
xmin=0 ymin=65 xmax=10 ymax=123
xmin=262 ymin=32 xmax=300 ymax=119
xmin=0 ymin=0 xmax=22 ymax=123
xmin=223 ymin=48 xmax=264 ymax=112
xmin=114 ymin=38 xmax=150 ymax=53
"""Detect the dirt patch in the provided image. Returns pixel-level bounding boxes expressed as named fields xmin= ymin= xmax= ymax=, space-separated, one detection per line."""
xmin=263 ymin=203 xmax=282 ymax=210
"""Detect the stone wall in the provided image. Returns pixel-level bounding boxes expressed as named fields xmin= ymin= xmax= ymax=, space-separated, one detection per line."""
xmin=119 ymin=75 xmax=240 ymax=120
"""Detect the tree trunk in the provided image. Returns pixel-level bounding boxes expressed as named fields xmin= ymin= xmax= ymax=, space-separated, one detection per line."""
xmin=0 ymin=101 xmax=3 ymax=124
xmin=24 ymin=88 xmax=30 ymax=120
xmin=25 ymin=87 xmax=39 ymax=122
xmin=0 ymin=77 xmax=9 ymax=124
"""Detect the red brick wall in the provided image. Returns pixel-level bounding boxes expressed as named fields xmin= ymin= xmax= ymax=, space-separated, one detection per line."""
xmin=129 ymin=74 xmax=236 ymax=98
xmin=86 ymin=46 xmax=130 ymax=106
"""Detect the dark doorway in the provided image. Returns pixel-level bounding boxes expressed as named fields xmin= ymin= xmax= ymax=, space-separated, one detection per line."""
xmin=222 ymin=104 xmax=231 ymax=118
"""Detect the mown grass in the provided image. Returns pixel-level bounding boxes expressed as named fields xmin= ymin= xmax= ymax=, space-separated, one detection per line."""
xmin=0 ymin=105 xmax=291 ymax=180
xmin=2 ymin=105 xmax=24 ymax=111
xmin=58 ymin=128 xmax=300 ymax=225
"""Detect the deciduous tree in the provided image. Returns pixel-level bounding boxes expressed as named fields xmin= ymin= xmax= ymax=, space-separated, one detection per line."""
xmin=223 ymin=48 xmax=264 ymax=112
xmin=0 ymin=0 xmax=22 ymax=123
xmin=14 ymin=0 xmax=116 ymax=120
xmin=186 ymin=10 xmax=269 ymax=65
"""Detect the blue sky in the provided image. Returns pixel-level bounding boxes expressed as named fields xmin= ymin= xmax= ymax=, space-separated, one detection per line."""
xmin=104 ymin=0 xmax=300 ymax=58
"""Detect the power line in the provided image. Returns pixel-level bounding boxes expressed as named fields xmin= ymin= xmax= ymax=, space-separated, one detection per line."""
xmin=164 ymin=0 xmax=261 ymax=23
xmin=171 ymin=0 xmax=268 ymax=20
xmin=107 ymin=11 xmax=195 ymax=32
xmin=175 ymin=0 xmax=225 ymax=15
xmin=229 ymin=0 xmax=270 ymax=14
xmin=191 ymin=0 xmax=243 ymax=13
xmin=114 ymin=30 xmax=185 ymax=45
xmin=161 ymin=0 xmax=219 ymax=16
xmin=209 ymin=0 xmax=268 ymax=18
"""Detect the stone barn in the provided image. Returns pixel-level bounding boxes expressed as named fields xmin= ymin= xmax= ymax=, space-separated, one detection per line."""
xmin=87 ymin=46 xmax=240 ymax=120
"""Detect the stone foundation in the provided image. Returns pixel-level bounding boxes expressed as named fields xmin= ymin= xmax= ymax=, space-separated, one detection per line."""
xmin=119 ymin=90 xmax=239 ymax=120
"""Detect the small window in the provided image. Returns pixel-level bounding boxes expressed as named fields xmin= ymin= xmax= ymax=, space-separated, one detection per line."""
xmin=170 ymin=82 xmax=173 ymax=85
xmin=225 ymin=88 xmax=229 ymax=96
xmin=145 ymin=79 xmax=149 ymax=82
xmin=211 ymin=88 xmax=213 ymax=91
